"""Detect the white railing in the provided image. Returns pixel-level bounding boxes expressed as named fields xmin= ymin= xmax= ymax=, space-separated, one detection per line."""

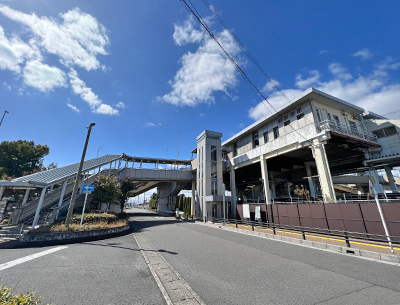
xmin=318 ymin=120 xmax=378 ymax=144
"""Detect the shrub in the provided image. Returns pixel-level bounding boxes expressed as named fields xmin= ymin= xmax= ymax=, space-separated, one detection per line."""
xmin=0 ymin=286 xmax=44 ymax=305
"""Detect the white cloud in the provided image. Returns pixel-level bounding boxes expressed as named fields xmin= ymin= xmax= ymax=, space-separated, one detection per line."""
xmin=328 ymin=63 xmax=353 ymax=81
xmin=69 ymin=68 xmax=118 ymax=115
xmin=23 ymin=60 xmax=66 ymax=92
xmin=319 ymin=50 xmax=328 ymax=54
xmin=295 ymin=70 xmax=320 ymax=89
xmin=146 ymin=123 xmax=155 ymax=127
xmin=0 ymin=5 xmax=109 ymax=71
xmin=352 ymin=48 xmax=374 ymax=60
xmin=262 ymin=79 xmax=280 ymax=93
xmin=3 ymin=82 xmax=11 ymax=91
xmin=67 ymin=103 xmax=80 ymax=113
xmin=160 ymin=17 xmax=241 ymax=106
xmin=115 ymin=101 xmax=125 ymax=108
xmin=249 ymin=60 xmax=400 ymax=120
xmin=173 ymin=16 xmax=207 ymax=46
xmin=0 ymin=26 xmax=40 ymax=73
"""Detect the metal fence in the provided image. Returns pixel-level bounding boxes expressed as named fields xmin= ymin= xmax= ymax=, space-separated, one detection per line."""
xmin=234 ymin=201 xmax=400 ymax=243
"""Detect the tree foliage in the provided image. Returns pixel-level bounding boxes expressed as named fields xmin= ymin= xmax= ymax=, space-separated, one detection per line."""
xmin=0 ymin=140 xmax=50 ymax=178
xmin=118 ymin=178 xmax=135 ymax=213
xmin=149 ymin=192 xmax=158 ymax=209
xmin=92 ymin=175 xmax=121 ymax=208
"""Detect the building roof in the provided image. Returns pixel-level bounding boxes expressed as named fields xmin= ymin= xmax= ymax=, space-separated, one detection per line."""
xmin=222 ymin=88 xmax=365 ymax=147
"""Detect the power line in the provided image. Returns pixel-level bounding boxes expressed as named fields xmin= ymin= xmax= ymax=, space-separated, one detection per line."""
xmin=181 ymin=0 xmax=308 ymax=141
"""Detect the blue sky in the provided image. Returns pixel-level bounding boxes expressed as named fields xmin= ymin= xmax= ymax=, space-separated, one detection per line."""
xmin=1 ymin=0 xmax=400 ymax=168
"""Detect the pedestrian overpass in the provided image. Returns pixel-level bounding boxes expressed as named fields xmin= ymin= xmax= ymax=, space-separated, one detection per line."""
xmin=0 ymin=154 xmax=193 ymax=228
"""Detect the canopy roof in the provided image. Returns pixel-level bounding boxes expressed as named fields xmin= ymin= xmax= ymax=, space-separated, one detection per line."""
xmin=0 ymin=154 xmax=122 ymax=188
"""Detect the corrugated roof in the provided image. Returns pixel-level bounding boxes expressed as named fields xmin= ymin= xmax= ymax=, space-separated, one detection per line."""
xmin=8 ymin=154 xmax=122 ymax=186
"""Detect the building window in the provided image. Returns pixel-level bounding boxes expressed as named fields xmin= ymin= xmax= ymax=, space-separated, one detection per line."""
xmin=278 ymin=118 xmax=282 ymax=124
xmin=290 ymin=111 xmax=295 ymax=117
xmin=211 ymin=145 xmax=217 ymax=162
xmin=273 ymin=126 xmax=279 ymax=139
xmin=372 ymin=126 xmax=398 ymax=138
xmin=327 ymin=113 xmax=332 ymax=120
xmin=333 ymin=115 xmax=340 ymax=125
xmin=284 ymin=114 xmax=289 ymax=121
xmin=284 ymin=120 xmax=290 ymax=126
xmin=211 ymin=179 xmax=218 ymax=195
xmin=297 ymin=107 xmax=302 ymax=114
xmin=233 ymin=143 xmax=237 ymax=157
xmin=349 ymin=120 xmax=357 ymax=132
xmin=253 ymin=131 xmax=259 ymax=148
xmin=315 ymin=109 xmax=322 ymax=123
xmin=297 ymin=113 xmax=304 ymax=120
xmin=263 ymin=131 xmax=269 ymax=143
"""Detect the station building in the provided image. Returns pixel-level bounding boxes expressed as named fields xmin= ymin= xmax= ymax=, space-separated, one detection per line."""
xmin=191 ymin=88 xmax=400 ymax=220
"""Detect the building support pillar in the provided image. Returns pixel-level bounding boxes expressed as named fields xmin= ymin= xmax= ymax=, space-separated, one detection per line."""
xmin=368 ymin=168 xmax=384 ymax=194
xmin=384 ymin=166 xmax=399 ymax=193
xmin=32 ymin=187 xmax=47 ymax=229
xmin=260 ymin=155 xmax=272 ymax=204
xmin=58 ymin=179 xmax=69 ymax=207
xmin=191 ymin=180 xmax=196 ymax=217
xmin=305 ymin=162 xmax=316 ymax=198
xmin=230 ymin=166 xmax=237 ymax=216
xmin=109 ymin=162 xmax=112 ymax=175
xmin=22 ymin=188 xmax=30 ymax=206
xmin=311 ymin=140 xmax=336 ymax=202
xmin=269 ymin=173 xmax=276 ymax=199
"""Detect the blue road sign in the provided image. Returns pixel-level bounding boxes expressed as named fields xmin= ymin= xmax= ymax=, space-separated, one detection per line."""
xmin=82 ymin=184 xmax=95 ymax=192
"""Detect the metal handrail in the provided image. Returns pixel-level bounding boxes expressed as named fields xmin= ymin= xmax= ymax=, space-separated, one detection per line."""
xmin=318 ymin=119 xmax=378 ymax=143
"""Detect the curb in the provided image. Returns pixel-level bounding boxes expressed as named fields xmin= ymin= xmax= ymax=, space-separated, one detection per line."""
xmin=19 ymin=224 xmax=130 ymax=243
xmin=197 ymin=222 xmax=400 ymax=264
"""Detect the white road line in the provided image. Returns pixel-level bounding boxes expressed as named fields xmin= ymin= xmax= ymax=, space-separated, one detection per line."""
xmin=0 ymin=246 xmax=68 ymax=271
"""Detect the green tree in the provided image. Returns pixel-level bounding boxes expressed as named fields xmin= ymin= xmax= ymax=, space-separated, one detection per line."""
xmin=118 ymin=178 xmax=134 ymax=213
xmin=0 ymin=140 xmax=50 ymax=178
xmin=149 ymin=193 xmax=158 ymax=209
xmin=92 ymin=175 xmax=121 ymax=211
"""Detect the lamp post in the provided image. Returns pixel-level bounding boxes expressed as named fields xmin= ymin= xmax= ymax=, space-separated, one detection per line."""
xmin=65 ymin=122 xmax=96 ymax=227
xmin=0 ymin=110 xmax=9 ymax=128
xmin=97 ymin=147 xmax=102 ymax=158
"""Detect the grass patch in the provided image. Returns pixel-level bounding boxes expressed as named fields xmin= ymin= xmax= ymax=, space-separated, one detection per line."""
xmin=30 ymin=212 xmax=129 ymax=233
xmin=0 ymin=286 xmax=46 ymax=304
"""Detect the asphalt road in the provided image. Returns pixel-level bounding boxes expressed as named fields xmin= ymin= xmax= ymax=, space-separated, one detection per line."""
xmin=132 ymin=208 xmax=400 ymax=305
xmin=1 ymin=207 xmax=400 ymax=304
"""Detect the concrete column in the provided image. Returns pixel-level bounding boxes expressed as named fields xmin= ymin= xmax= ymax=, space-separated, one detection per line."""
xmin=118 ymin=160 xmax=121 ymax=170
xmin=269 ymin=173 xmax=276 ymax=199
xmin=0 ymin=186 xmax=4 ymax=200
xmin=191 ymin=180 xmax=196 ymax=216
xmin=140 ymin=160 xmax=143 ymax=169
xmin=22 ymin=189 xmax=30 ymax=206
xmin=368 ymin=168 xmax=384 ymax=194
xmin=384 ymin=166 xmax=399 ymax=193
xmin=286 ymin=179 xmax=292 ymax=199
xmin=311 ymin=140 xmax=336 ymax=202
xmin=230 ymin=166 xmax=237 ymax=216
xmin=58 ymin=179 xmax=69 ymax=207
xmin=260 ymin=155 xmax=272 ymax=204
xmin=305 ymin=162 xmax=316 ymax=198
xmin=50 ymin=184 xmax=54 ymax=192
xmin=109 ymin=162 xmax=112 ymax=175
xmin=125 ymin=160 xmax=128 ymax=168
xmin=32 ymin=187 xmax=47 ymax=229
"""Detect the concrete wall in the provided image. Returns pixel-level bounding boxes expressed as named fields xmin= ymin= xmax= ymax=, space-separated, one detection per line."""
xmin=119 ymin=168 xmax=192 ymax=181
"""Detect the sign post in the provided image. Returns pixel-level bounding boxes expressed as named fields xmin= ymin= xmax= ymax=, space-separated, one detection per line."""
xmin=80 ymin=184 xmax=95 ymax=230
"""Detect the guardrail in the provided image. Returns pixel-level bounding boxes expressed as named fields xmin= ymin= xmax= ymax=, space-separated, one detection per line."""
xmin=204 ymin=217 xmax=399 ymax=254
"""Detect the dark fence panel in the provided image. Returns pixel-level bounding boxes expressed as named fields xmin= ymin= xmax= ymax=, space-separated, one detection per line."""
xmin=381 ymin=203 xmax=400 ymax=242
xmin=340 ymin=204 xmax=367 ymax=238
xmin=359 ymin=203 xmax=386 ymax=239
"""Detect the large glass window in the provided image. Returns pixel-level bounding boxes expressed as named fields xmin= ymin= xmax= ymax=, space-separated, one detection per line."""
xmin=233 ymin=143 xmax=237 ymax=157
xmin=252 ymin=132 xmax=259 ymax=148
xmin=263 ymin=131 xmax=269 ymax=143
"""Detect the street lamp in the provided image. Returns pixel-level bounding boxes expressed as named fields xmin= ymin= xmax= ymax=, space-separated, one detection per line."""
xmin=65 ymin=122 xmax=96 ymax=227
xmin=0 ymin=110 xmax=9 ymax=128
xmin=97 ymin=147 xmax=102 ymax=158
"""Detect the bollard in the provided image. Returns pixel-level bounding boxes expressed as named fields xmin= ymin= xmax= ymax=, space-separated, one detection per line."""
xmin=344 ymin=231 xmax=351 ymax=248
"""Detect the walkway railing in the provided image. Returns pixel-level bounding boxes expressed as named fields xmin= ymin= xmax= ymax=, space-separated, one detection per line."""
xmin=318 ymin=119 xmax=378 ymax=144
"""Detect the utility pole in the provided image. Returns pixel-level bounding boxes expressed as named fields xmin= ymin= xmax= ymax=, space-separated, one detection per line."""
xmin=0 ymin=110 xmax=9 ymax=128
xmin=65 ymin=122 xmax=96 ymax=227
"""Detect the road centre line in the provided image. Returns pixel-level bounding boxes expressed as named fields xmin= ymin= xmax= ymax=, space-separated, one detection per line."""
xmin=0 ymin=246 xmax=68 ymax=271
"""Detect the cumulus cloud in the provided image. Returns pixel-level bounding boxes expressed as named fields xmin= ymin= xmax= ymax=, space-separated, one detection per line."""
xmin=319 ymin=50 xmax=328 ymax=54
xmin=146 ymin=123 xmax=155 ymax=127
xmin=115 ymin=101 xmax=125 ymax=108
xmin=295 ymin=70 xmax=320 ymax=89
xmin=352 ymin=48 xmax=374 ymax=60
xmin=23 ymin=60 xmax=66 ymax=92
xmin=0 ymin=26 xmax=40 ymax=73
xmin=262 ymin=79 xmax=280 ymax=93
xmin=248 ymin=60 xmax=400 ymax=120
xmin=0 ymin=5 xmax=109 ymax=71
xmin=67 ymin=103 xmax=80 ymax=113
xmin=69 ymin=69 xmax=118 ymax=115
xmin=159 ymin=16 xmax=241 ymax=106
